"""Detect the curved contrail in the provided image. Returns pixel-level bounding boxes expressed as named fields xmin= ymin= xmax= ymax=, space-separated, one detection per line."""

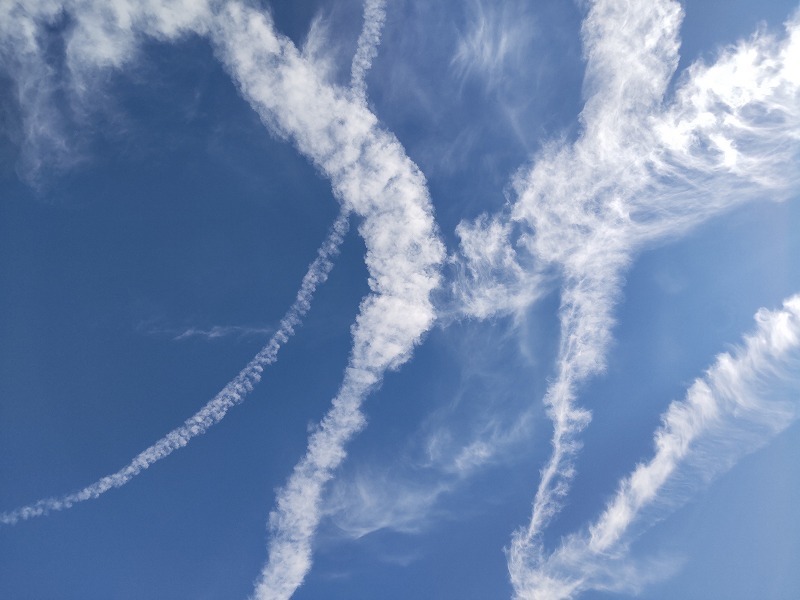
xmin=0 ymin=210 xmax=350 ymax=526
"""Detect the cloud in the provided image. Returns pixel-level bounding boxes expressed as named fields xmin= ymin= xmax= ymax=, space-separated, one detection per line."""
xmin=448 ymin=0 xmax=800 ymax=592
xmin=140 ymin=322 xmax=276 ymax=341
xmin=451 ymin=213 xmax=545 ymax=321
xmin=0 ymin=209 xmax=350 ymax=525
xmin=511 ymin=294 xmax=800 ymax=600
xmin=0 ymin=0 xmax=212 ymax=183
xmin=1 ymin=1 xmax=444 ymax=595
xmin=321 ymin=318 xmax=545 ymax=543
xmin=324 ymin=466 xmax=447 ymax=540
xmin=171 ymin=325 xmax=275 ymax=341
xmin=450 ymin=0 xmax=538 ymax=91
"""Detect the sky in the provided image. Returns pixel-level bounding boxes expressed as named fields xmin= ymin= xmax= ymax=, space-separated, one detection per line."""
xmin=1 ymin=1 xmax=799 ymax=599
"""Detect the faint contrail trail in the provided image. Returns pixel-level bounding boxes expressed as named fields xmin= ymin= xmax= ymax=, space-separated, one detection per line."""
xmin=350 ymin=0 xmax=387 ymax=102
xmin=0 ymin=210 xmax=350 ymax=526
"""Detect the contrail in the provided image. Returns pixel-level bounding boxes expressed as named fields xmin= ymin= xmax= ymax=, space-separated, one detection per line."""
xmin=208 ymin=3 xmax=444 ymax=598
xmin=0 ymin=210 xmax=350 ymax=526
xmin=350 ymin=0 xmax=387 ymax=102
xmin=512 ymin=294 xmax=800 ymax=600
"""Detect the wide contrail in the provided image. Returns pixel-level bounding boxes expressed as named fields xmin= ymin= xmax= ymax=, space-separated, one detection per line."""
xmin=513 ymin=294 xmax=800 ymax=600
xmin=0 ymin=210 xmax=350 ymax=526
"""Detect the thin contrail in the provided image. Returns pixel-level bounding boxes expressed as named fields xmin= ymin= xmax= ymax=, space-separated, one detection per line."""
xmin=350 ymin=0 xmax=387 ymax=102
xmin=0 ymin=210 xmax=350 ymax=526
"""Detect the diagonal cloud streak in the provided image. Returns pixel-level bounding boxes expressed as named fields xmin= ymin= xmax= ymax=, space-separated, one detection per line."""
xmin=0 ymin=210 xmax=350 ymax=526
xmin=2 ymin=2 xmax=443 ymax=595
xmin=514 ymin=294 xmax=800 ymax=600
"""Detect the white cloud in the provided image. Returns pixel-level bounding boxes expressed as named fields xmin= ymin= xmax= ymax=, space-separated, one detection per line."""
xmin=171 ymin=325 xmax=274 ymax=341
xmin=452 ymin=213 xmax=545 ymax=320
xmin=350 ymin=0 xmax=386 ymax=102
xmin=1 ymin=2 xmax=444 ymax=595
xmin=449 ymin=0 xmax=800 ymax=593
xmin=511 ymin=294 xmax=800 ymax=599
xmin=324 ymin=467 xmax=447 ymax=539
xmin=451 ymin=0 xmax=538 ymax=91
xmin=0 ymin=0 xmax=212 ymax=183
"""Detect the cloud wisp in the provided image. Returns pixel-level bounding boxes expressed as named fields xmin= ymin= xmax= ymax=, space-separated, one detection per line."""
xmin=172 ymin=325 xmax=275 ymax=341
xmin=512 ymin=294 xmax=800 ymax=600
xmin=0 ymin=210 xmax=350 ymax=526
xmin=450 ymin=0 xmax=800 ymax=591
xmin=0 ymin=0 xmax=215 ymax=184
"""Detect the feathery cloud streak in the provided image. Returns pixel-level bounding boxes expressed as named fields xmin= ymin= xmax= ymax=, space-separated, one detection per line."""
xmin=0 ymin=210 xmax=350 ymax=526
xmin=450 ymin=0 xmax=800 ymax=590
xmin=512 ymin=294 xmax=800 ymax=600
xmin=0 ymin=0 xmax=214 ymax=183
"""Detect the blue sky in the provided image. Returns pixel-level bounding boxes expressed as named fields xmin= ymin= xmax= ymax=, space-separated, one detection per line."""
xmin=1 ymin=1 xmax=799 ymax=599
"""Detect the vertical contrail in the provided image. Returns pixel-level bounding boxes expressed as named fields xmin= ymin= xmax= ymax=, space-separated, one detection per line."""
xmin=506 ymin=0 xmax=685 ymax=573
xmin=350 ymin=0 xmax=387 ymax=102
xmin=0 ymin=210 xmax=350 ymax=526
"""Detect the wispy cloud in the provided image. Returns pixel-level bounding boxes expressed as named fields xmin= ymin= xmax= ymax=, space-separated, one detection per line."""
xmin=172 ymin=325 xmax=274 ymax=341
xmin=450 ymin=0 xmax=538 ymax=91
xmin=0 ymin=210 xmax=349 ymax=525
xmin=322 ymin=320 xmax=543 ymax=542
xmin=324 ymin=466 xmax=448 ymax=540
xmin=139 ymin=321 xmax=276 ymax=341
xmin=511 ymin=294 xmax=800 ymax=600
xmin=0 ymin=0 xmax=212 ymax=184
xmin=450 ymin=0 xmax=800 ymax=592
xmin=1 ymin=1 xmax=444 ymax=595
